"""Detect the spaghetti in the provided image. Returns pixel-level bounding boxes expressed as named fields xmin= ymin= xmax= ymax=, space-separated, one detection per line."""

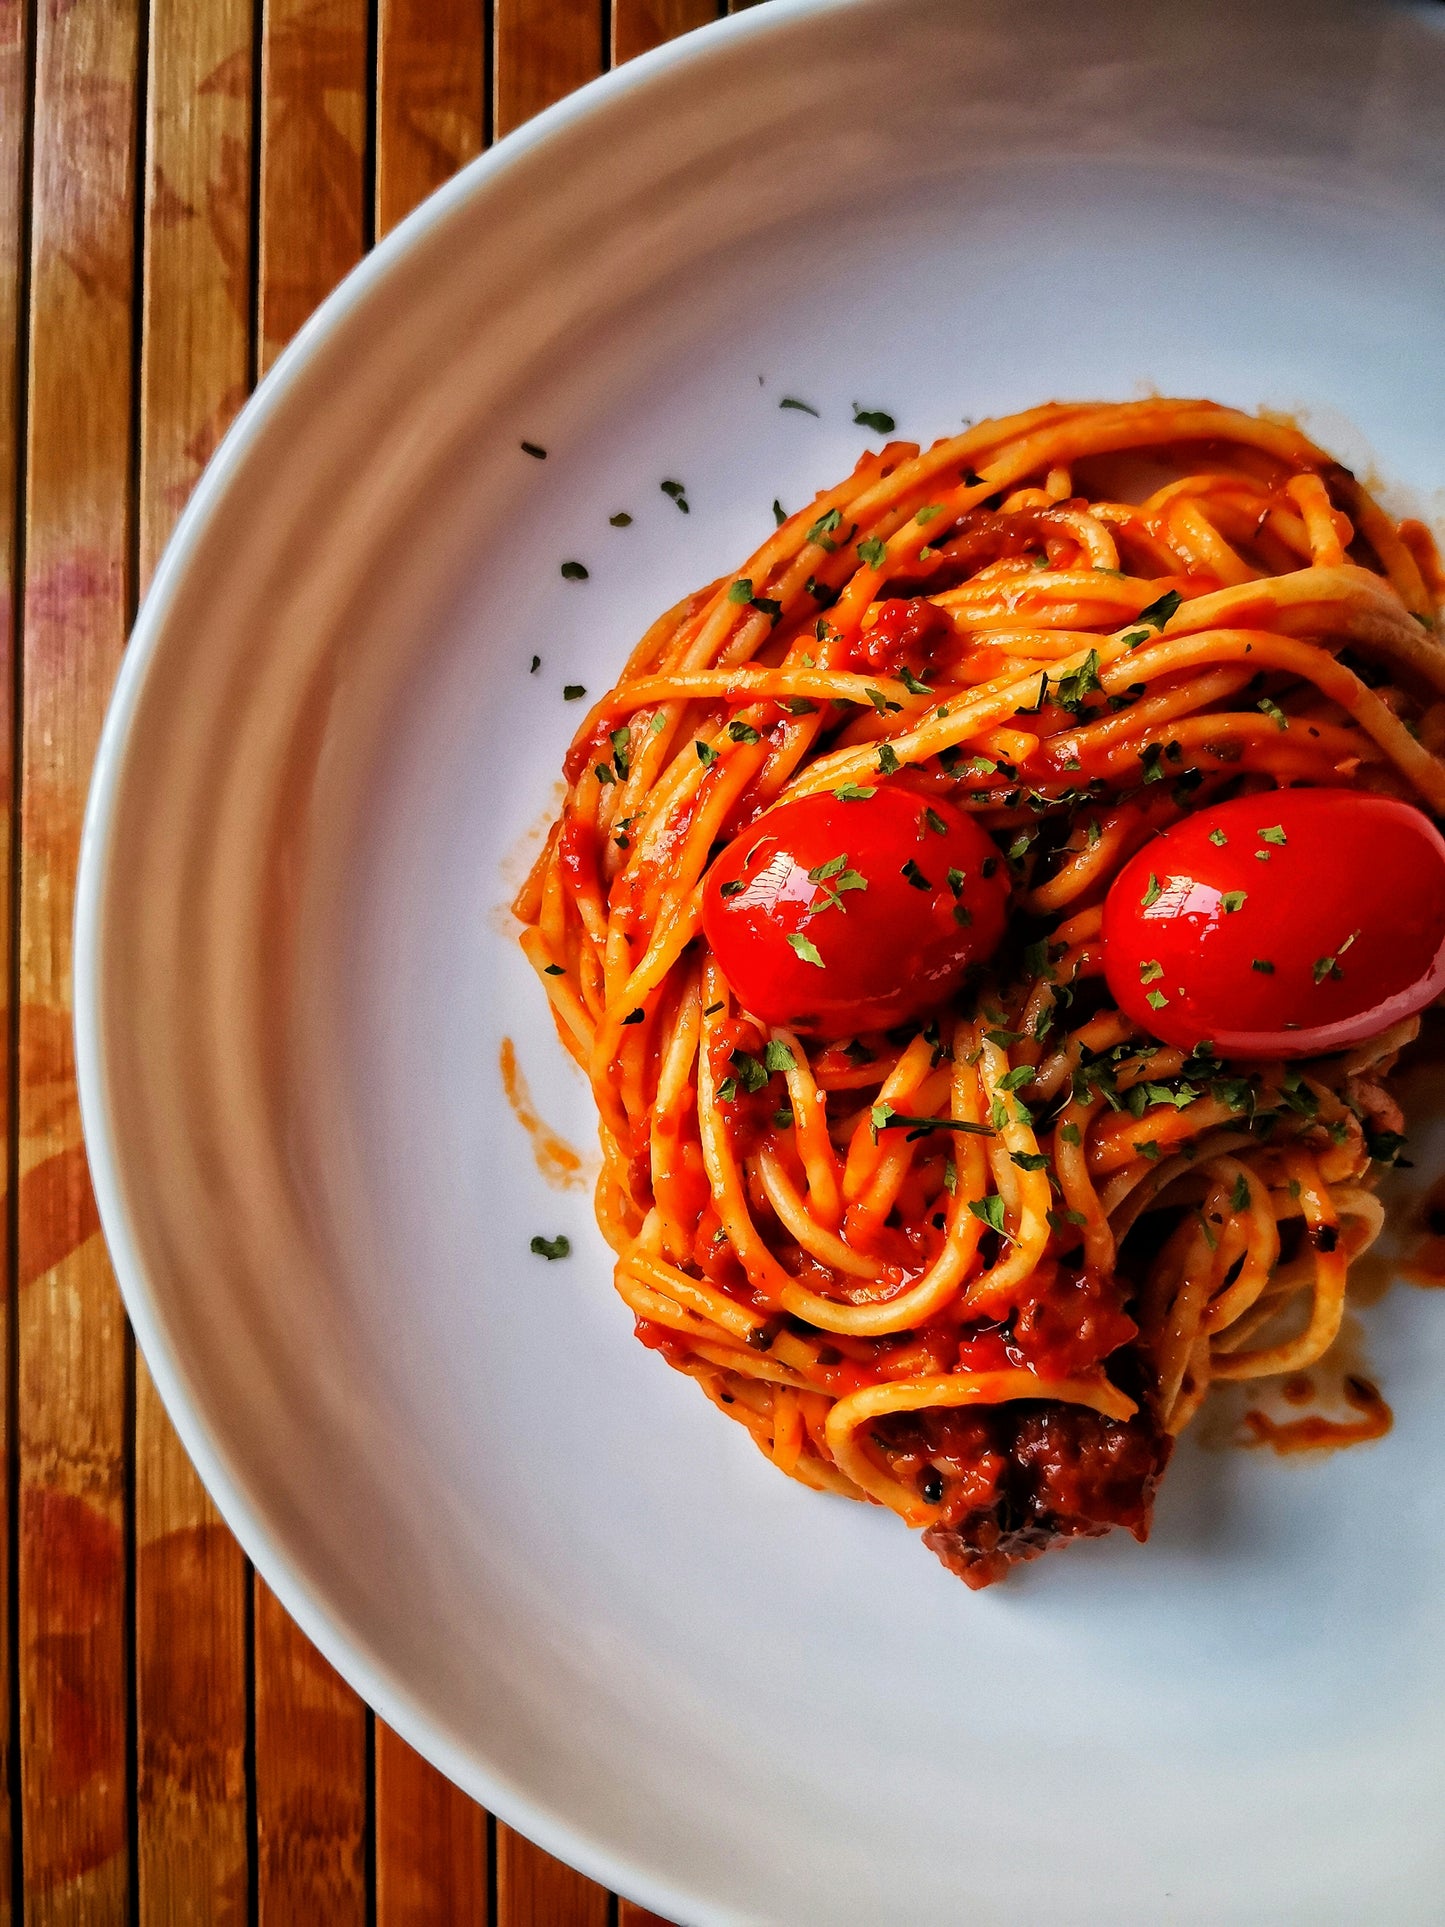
xmin=514 ymin=397 xmax=1445 ymax=1586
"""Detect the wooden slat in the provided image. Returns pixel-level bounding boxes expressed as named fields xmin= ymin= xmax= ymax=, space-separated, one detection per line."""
xmin=18 ymin=0 xmax=141 ymax=1917
xmin=374 ymin=1724 xmax=488 ymax=1924
xmin=257 ymin=0 xmax=370 ymax=376
xmin=133 ymin=3 xmax=255 ymax=1919
xmin=375 ymin=0 xmax=485 ymax=239
xmin=252 ymin=3 xmax=373 ymax=1917
xmin=496 ymin=1829 xmax=611 ymax=1927
xmin=0 ymin=0 xmax=27 ymax=1910
xmin=617 ymin=1903 xmax=677 ymax=1927
xmin=254 ymin=1582 xmax=367 ymax=1923
xmin=612 ymin=0 xmax=716 ymax=67
xmin=495 ymin=0 xmax=604 ymax=139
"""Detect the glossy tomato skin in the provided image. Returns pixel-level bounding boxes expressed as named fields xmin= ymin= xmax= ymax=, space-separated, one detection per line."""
xmin=1102 ymin=789 xmax=1445 ymax=1059
xmin=700 ymin=785 xmax=1009 ymax=1037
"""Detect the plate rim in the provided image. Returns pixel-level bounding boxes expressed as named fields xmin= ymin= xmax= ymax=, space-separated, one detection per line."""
xmin=73 ymin=2 xmax=856 ymax=1920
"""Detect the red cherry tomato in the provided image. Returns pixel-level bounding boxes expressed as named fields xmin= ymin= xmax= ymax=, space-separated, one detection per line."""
xmin=700 ymin=785 xmax=1009 ymax=1037
xmin=1102 ymin=789 xmax=1445 ymax=1059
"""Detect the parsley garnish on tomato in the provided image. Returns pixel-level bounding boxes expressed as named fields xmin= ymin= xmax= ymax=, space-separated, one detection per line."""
xmin=699 ymin=786 xmax=1009 ymax=1037
xmin=1102 ymin=790 xmax=1445 ymax=1059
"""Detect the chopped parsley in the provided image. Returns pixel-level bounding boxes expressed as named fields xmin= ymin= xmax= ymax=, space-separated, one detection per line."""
xmin=946 ymin=866 xmax=965 ymax=897
xmin=1208 ymin=827 xmax=1227 ymax=846
xmin=780 ymin=396 xmax=820 ymax=416
xmin=696 ymin=739 xmax=719 ymax=768
xmin=968 ymin=1194 xmax=1007 ymax=1235
xmin=924 ymin=808 xmax=948 ymax=835
xmin=857 ymin=535 xmax=888 ymax=569
xmin=900 ymin=859 xmax=932 ymax=890
xmin=1252 ymin=958 xmax=1275 ymax=974
xmin=865 ymin=686 xmax=902 ymax=715
xmin=728 ymin=578 xmax=754 ymax=603
xmin=1145 ymin=989 xmax=1169 ymax=1010
xmin=1142 ymin=872 xmax=1163 ymax=908
xmin=834 ymin=782 xmax=877 ymax=801
xmin=521 ymin=441 xmax=547 ymax=459
xmin=1258 ymin=824 xmax=1287 ymax=844
xmin=764 ymin=1040 xmax=796 ymax=1073
xmin=1136 ymin=589 xmax=1181 ymax=630
xmin=660 ymin=479 xmax=690 ymax=512
xmin=728 ymin=719 xmax=761 ymax=743
xmin=897 ymin=666 xmax=933 ymax=696
xmin=773 ymin=499 xmax=787 ymax=526
xmin=1059 ymin=1122 xmax=1082 ymax=1147
xmin=530 ymin=1234 xmax=570 ymax=1259
xmin=1220 ymin=890 xmax=1247 ymax=914
xmin=530 ymin=654 xmax=541 ymax=673
xmin=563 ymin=683 xmax=587 ymax=700
xmin=1257 ymin=695 xmax=1288 ymax=730
xmin=786 ymin=930 xmax=825 ymax=967
xmin=560 ymin=561 xmax=589 ymax=580
xmin=731 ymin=1051 xmax=769 ymax=1093
xmin=805 ymin=507 xmax=843 ymax=549
xmin=1052 ymin=649 xmax=1101 ymax=714
xmin=609 ymin=511 xmax=632 ymax=527
xmin=853 ymin=406 xmax=896 ymax=433
xmin=543 ymin=963 xmax=565 ymax=976
xmin=877 ymin=744 xmax=901 ymax=775
xmin=1138 ymin=959 xmax=1164 ymax=983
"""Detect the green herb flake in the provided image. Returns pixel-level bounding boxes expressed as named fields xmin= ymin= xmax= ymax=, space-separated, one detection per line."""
xmin=857 ymin=535 xmax=888 ymax=569
xmin=560 ymin=561 xmax=589 ymax=581
xmin=834 ymin=781 xmax=877 ymax=801
xmin=660 ymin=479 xmax=690 ymax=512
xmin=1220 ymin=890 xmax=1247 ymax=914
xmin=764 ymin=1040 xmax=796 ymax=1074
xmin=897 ymin=666 xmax=933 ymax=696
xmin=1121 ymin=628 xmax=1151 ymax=649
xmin=530 ymin=1233 xmax=570 ymax=1259
xmin=1258 ymin=824 xmax=1287 ymax=844
xmin=877 ymin=744 xmax=901 ymax=775
xmin=1138 ymin=959 xmax=1164 ymax=984
xmin=716 ymin=1076 xmax=738 ymax=1101
xmin=1137 ymin=589 xmax=1182 ymax=630
xmin=772 ymin=499 xmax=787 ymax=527
xmin=1011 ymin=1151 xmax=1050 ymax=1172
xmin=521 ymin=441 xmax=547 ymax=459
xmin=563 ymin=683 xmax=587 ymax=700
xmin=901 ymin=859 xmax=931 ymax=891
xmin=968 ymin=1194 xmax=1007 ymax=1235
xmin=853 ymin=406 xmax=896 ymax=433
xmin=1252 ymin=958 xmax=1275 ymax=974
xmin=805 ymin=507 xmax=842 ymax=550
xmin=543 ymin=963 xmax=565 ymax=976
xmin=1208 ymin=827 xmax=1227 ymax=846
xmin=696 ymin=739 xmax=719 ymax=768
xmin=786 ymin=931 xmax=825 ymax=968
xmin=727 ymin=578 xmax=754 ymax=603
xmin=780 ymin=397 xmax=820 ymax=417
xmin=1258 ymin=696 xmax=1288 ymax=731
xmin=923 ymin=807 xmax=948 ymax=836
xmin=1145 ymin=989 xmax=1170 ymax=1010
xmin=728 ymin=719 xmax=761 ymax=744
xmin=1142 ymin=872 xmax=1163 ymax=908
xmin=1059 ymin=1122 xmax=1082 ymax=1147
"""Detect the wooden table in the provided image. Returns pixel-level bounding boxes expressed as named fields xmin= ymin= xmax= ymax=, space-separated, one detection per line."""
xmin=1 ymin=0 xmax=752 ymax=1916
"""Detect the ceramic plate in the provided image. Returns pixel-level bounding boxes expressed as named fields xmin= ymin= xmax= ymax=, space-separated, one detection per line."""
xmin=75 ymin=1 xmax=1445 ymax=1919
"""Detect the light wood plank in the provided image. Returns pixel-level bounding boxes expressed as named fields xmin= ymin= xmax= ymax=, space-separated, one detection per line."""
xmin=612 ymin=0 xmax=716 ymax=67
xmin=18 ymin=0 xmax=141 ymax=1916
xmin=495 ymin=0 xmax=604 ymax=138
xmin=133 ymin=6 xmax=255 ymax=1917
xmin=374 ymin=1724 xmax=488 ymax=1925
xmin=496 ymin=1829 xmax=612 ymax=1927
xmin=257 ymin=0 xmax=371 ymax=375
xmin=254 ymin=1582 xmax=367 ymax=1924
xmin=376 ymin=0 xmax=485 ymax=238
xmin=0 ymin=0 xmax=23 ymax=1915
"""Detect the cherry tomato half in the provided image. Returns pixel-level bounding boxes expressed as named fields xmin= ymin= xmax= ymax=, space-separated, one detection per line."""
xmin=1102 ymin=789 xmax=1445 ymax=1059
xmin=700 ymin=785 xmax=1009 ymax=1037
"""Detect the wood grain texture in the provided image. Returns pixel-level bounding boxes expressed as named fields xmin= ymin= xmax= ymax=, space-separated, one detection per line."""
xmin=19 ymin=0 xmax=141 ymax=1915
xmin=376 ymin=0 xmax=485 ymax=238
xmin=257 ymin=0 xmax=370 ymax=373
xmin=374 ymin=1723 xmax=488 ymax=1924
xmin=496 ymin=1828 xmax=612 ymax=1927
xmin=612 ymin=0 xmax=717 ymax=67
xmin=254 ymin=1582 xmax=367 ymax=1923
xmin=495 ymin=0 xmax=604 ymax=138
xmin=0 ymin=0 xmax=26 ymax=1908
xmin=134 ymin=13 xmax=255 ymax=1918
xmin=617 ymin=1902 xmax=678 ymax=1927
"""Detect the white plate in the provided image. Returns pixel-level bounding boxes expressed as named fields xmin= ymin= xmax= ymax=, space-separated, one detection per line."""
xmin=76 ymin=1 xmax=1445 ymax=1920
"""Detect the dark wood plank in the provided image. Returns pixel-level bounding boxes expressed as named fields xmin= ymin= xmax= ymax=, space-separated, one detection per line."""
xmin=612 ymin=0 xmax=716 ymax=66
xmin=252 ymin=4 xmax=374 ymax=1918
xmin=495 ymin=0 xmax=604 ymax=138
xmin=254 ymin=1582 xmax=367 ymax=1923
xmin=257 ymin=0 xmax=370 ymax=375
xmin=374 ymin=1723 xmax=488 ymax=1924
xmin=496 ymin=1830 xmax=611 ymax=1927
xmin=18 ymin=0 xmax=141 ymax=1915
xmin=133 ymin=2 xmax=255 ymax=1918
xmin=376 ymin=0 xmax=485 ymax=237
